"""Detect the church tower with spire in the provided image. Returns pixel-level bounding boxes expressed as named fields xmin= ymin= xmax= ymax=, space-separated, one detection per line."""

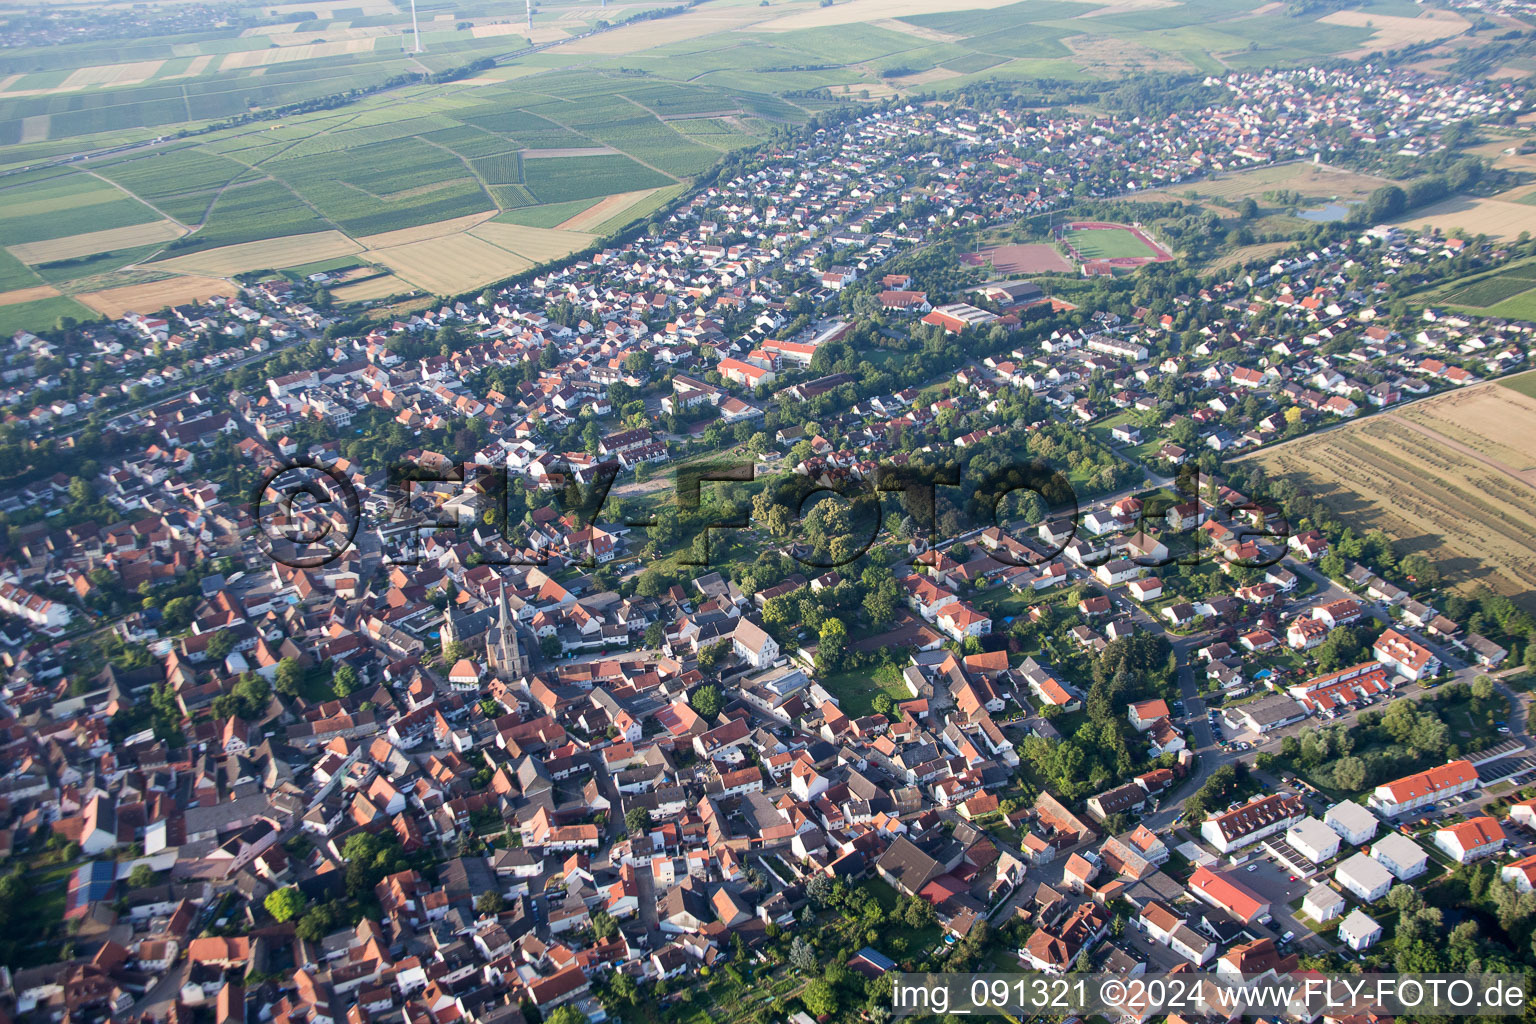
xmin=485 ymin=587 xmax=529 ymax=682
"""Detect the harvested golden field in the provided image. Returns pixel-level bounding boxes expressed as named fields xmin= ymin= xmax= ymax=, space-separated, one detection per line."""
xmin=757 ymin=0 xmax=1080 ymax=30
xmin=76 ymin=274 xmax=232 ymax=317
xmin=1389 ymin=194 xmax=1536 ymax=240
xmin=1246 ymin=385 xmax=1536 ymax=609
xmin=1141 ymin=161 xmax=1392 ymax=206
xmin=332 ymin=273 xmax=411 ymax=302
xmin=218 ymin=38 xmax=375 ymax=70
xmin=1393 ymin=384 xmax=1536 ymax=482
xmin=869 ymin=17 xmax=963 ymax=42
xmin=0 ymin=285 xmax=61 ymax=306
xmin=370 ymin=234 xmax=534 ymax=294
xmin=1065 ymin=34 xmax=1194 ymax=74
xmin=60 ymin=59 xmax=166 ymax=90
xmin=355 ymin=210 xmax=498 ymax=249
xmin=556 ymin=6 xmax=772 ymax=52
xmin=1075 ymin=0 xmax=1179 ymax=15
xmin=554 ymin=188 xmax=660 ymax=232
xmin=154 ymin=231 xmax=363 ymax=275
xmin=468 ymin=222 xmax=594 ymax=263
xmin=9 ymin=219 xmax=184 ymax=264
xmin=1322 ymin=8 xmax=1470 ymax=57
xmin=18 ymin=115 xmax=48 ymax=143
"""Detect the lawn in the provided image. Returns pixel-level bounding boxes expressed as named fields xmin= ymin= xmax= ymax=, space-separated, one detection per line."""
xmin=819 ymin=662 xmax=911 ymax=717
xmin=1068 ymin=227 xmax=1159 ymax=260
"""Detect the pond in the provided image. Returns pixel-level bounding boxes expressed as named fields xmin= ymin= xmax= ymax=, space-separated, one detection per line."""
xmin=1295 ymin=201 xmax=1356 ymax=223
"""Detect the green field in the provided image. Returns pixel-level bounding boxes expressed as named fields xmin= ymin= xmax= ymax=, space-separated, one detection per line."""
xmin=1442 ymin=271 xmax=1536 ymax=309
xmin=1500 ymin=370 xmax=1536 ymax=400
xmin=1069 ymin=227 xmax=1159 ymax=260
xmin=493 ymin=197 xmax=602 ymax=228
xmin=0 ymin=295 xmax=94 ymax=337
xmin=523 ymin=154 xmax=673 ymax=205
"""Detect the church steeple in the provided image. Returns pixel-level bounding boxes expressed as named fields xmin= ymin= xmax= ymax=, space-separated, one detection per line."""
xmin=489 ymin=585 xmax=527 ymax=682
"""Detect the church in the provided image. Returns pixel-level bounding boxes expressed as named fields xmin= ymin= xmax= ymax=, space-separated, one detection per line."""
xmin=441 ymin=588 xmax=530 ymax=683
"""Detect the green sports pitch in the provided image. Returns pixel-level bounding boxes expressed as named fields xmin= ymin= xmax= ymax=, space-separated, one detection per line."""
xmin=1068 ymin=227 xmax=1161 ymax=260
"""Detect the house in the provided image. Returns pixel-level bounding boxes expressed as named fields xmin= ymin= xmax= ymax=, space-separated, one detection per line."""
xmin=1369 ymin=760 xmax=1477 ymax=817
xmin=1501 ymin=854 xmax=1536 ymax=894
xmin=1020 ymin=900 xmax=1110 ymax=974
xmin=1200 ymin=793 xmax=1305 ymax=854
xmin=732 ymin=619 xmax=779 ymax=669
xmin=1187 ymin=866 xmax=1268 ymax=924
xmin=1285 ymin=816 xmax=1340 ymax=864
xmin=1138 ymin=901 xmax=1216 ymax=966
xmin=1334 ymin=852 xmax=1393 ymax=903
xmin=1302 ymin=884 xmax=1345 ymax=923
xmin=1435 ymin=816 xmax=1507 ymax=864
xmin=1324 ymin=801 xmax=1377 ymax=847
xmin=1373 ymin=628 xmax=1440 ymax=680
xmin=1127 ymin=699 xmax=1171 ymax=732
xmin=1225 ymin=694 xmax=1306 ymax=736
xmin=1338 ymin=908 xmax=1382 ymax=952
xmin=1371 ymin=833 xmax=1428 ymax=880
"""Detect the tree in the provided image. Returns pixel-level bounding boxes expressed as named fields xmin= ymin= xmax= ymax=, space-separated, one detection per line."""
xmin=1387 ymin=883 xmax=1422 ymax=915
xmin=801 ymin=980 xmax=838 ymax=1018
xmin=206 ymin=630 xmax=236 ymax=661
xmin=332 ymin=662 xmax=359 ymax=698
xmin=274 ymin=657 xmax=304 ymax=698
xmin=690 ymin=683 xmax=721 ymax=719
xmin=295 ymin=904 xmax=336 ymax=942
xmin=128 ymin=864 xmax=156 ymax=889
xmin=264 ymin=886 xmax=307 ymax=923
xmin=592 ymin=910 xmax=618 ymax=941
xmin=546 ymin=1006 xmax=587 ymax=1024
xmin=475 ymin=891 xmax=506 ymax=916
xmin=625 ymin=806 xmax=652 ymax=837
xmin=1333 ymin=755 xmax=1367 ymax=792
xmin=817 ymin=618 xmax=848 ymax=672
xmin=789 ymin=935 xmax=818 ymax=971
xmin=698 ymin=640 xmax=730 ymax=672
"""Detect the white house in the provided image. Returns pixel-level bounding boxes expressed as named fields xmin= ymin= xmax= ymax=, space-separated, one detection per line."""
xmin=1369 ymin=760 xmax=1477 ymax=818
xmin=1334 ymin=852 xmax=1393 ymax=903
xmin=731 ymin=619 xmax=779 ymax=669
xmin=1324 ymin=801 xmax=1378 ymax=847
xmin=1501 ymin=854 xmax=1536 ymax=894
xmin=1373 ymin=627 xmax=1440 ymax=681
xmin=1286 ymin=817 xmax=1341 ymax=864
xmin=1338 ymin=908 xmax=1382 ymax=952
xmin=1139 ymin=901 xmax=1216 ymax=966
xmin=1435 ymin=816 xmax=1507 ymax=864
xmin=1302 ymin=884 xmax=1346 ymax=923
xmin=1370 ymin=833 xmax=1428 ymax=881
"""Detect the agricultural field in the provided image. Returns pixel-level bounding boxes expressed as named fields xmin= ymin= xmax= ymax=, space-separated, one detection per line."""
xmin=75 ymin=274 xmax=232 ymax=317
xmin=1390 ymin=195 xmax=1536 ymax=241
xmin=0 ymin=0 xmax=1496 ymax=333
xmin=1246 ymin=383 xmax=1536 ymax=611
xmin=1439 ymin=268 xmax=1536 ymax=310
xmin=1503 ymin=370 xmax=1536 ymax=401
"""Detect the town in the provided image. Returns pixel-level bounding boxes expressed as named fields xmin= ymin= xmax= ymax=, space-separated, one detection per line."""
xmin=1 ymin=53 xmax=1536 ymax=1024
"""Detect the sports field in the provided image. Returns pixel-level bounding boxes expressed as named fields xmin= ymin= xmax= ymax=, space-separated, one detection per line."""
xmin=1068 ymin=226 xmax=1161 ymax=260
xmin=960 ymin=243 xmax=1073 ymax=275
